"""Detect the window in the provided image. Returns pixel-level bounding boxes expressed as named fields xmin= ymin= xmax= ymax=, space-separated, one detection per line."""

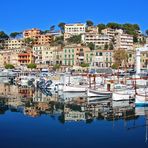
xmin=99 ymin=52 xmax=103 ymax=56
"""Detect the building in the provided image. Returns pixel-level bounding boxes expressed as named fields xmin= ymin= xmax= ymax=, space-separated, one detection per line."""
xmin=85 ymin=50 xmax=114 ymax=68
xmin=42 ymin=46 xmax=54 ymax=65
xmin=81 ymin=33 xmax=110 ymax=48
xmin=64 ymin=23 xmax=86 ymax=40
xmin=23 ymin=28 xmax=41 ymax=39
xmin=63 ymin=44 xmax=90 ymax=66
xmin=141 ymin=51 xmax=148 ymax=68
xmin=146 ymin=37 xmax=148 ymax=44
xmin=4 ymin=39 xmax=25 ymax=49
xmin=86 ymin=26 xmax=98 ymax=33
xmin=33 ymin=45 xmax=46 ymax=64
xmin=52 ymin=46 xmax=63 ymax=65
xmin=36 ymin=34 xmax=52 ymax=45
xmin=65 ymin=23 xmax=86 ymax=35
xmin=101 ymin=28 xmax=123 ymax=39
xmin=0 ymin=50 xmax=19 ymax=67
xmin=115 ymin=33 xmax=133 ymax=50
xmin=18 ymin=50 xmax=34 ymax=65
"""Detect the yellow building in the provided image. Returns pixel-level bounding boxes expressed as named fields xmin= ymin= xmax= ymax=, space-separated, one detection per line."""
xmin=4 ymin=39 xmax=25 ymax=49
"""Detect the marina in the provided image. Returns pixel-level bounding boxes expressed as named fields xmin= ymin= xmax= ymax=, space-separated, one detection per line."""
xmin=0 ymin=60 xmax=148 ymax=148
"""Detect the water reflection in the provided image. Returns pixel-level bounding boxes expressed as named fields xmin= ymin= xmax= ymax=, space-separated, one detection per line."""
xmin=0 ymin=84 xmax=143 ymax=121
xmin=0 ymin=84 xmax=148 ymax=146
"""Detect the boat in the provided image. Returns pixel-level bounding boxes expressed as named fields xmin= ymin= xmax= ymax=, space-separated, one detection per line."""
xmin=87 ymin=89 xmax=112 ymax=98
xmin=112 ymin=84 xmax=135 ymax=101
xmin=135 ymin=90 xmax=148 ymax=106
xmin=112 ymin=90 xmax=135 ymax=101
xmin=87 ymin=96 xmax=110 ymax=102
xmin=63 ymin=85 xmax=87 ymax=92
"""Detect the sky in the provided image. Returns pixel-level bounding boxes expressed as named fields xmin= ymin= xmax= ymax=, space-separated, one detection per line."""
xmin=0 ymin=0 xmax=147 ymax=34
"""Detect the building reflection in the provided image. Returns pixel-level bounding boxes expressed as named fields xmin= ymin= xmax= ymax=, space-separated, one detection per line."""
xmin=0 ymin=84 xmax=145 ymax=123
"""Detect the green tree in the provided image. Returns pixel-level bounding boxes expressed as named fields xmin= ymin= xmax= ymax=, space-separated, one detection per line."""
xmin=104 ymin=43 xmax=109 ymax=50
xmin=27 ymin=63 xmax=37 ymax=69
xmin=67 ymin=35 xmax=81 ymax=44
xmin=86 ymin=20 xmax=94 ymax=27
xmin=0 ymin=45 xmax=4 ymax=50
xmin=0 ymin=31 xmax=9 ymax=39
xmin=111 ymin=63 xmax=118 ymax=69
xmin=10 ymin=32 xmax=22 ymax=38
xmin=53 ymin=64 xmax=61 ymax=71
xmin=106 ymin=22 xmax=121 ymax=29
xmin=87 ymin=42 xmax=95 ymax=50
xmin=113 ymin=49 xmax=128 ymax=68
xmin=52 ymin=36 xmax=64 ymax=46
xmin=58 ymin=22 xmax=66 ymax=33
xmin=109 ymin=43 xmax=114 ymax=50
xmin=97 ymin=23 xmax=106 ymax=33
xmin=24 ymin=38 xmax=36 ymax=47
xmin=80 ymin=63 xmax=89 ymax=67
xmin=133 ymin=35 xmax=138 ymax=43
xmin=5 ymin=64 xmax=15 ymax=69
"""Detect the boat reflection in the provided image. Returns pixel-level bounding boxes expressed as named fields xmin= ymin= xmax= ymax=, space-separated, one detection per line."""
xmin=0 ymin=84 xmax=139 ymax=121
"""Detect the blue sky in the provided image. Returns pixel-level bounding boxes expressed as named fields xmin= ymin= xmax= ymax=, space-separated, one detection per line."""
xmin=0 ymin=0 xmax=147 ymax=34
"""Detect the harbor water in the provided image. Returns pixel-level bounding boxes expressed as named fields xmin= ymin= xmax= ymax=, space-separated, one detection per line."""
xmin=0 ymin=83 xmax=147 ymax=148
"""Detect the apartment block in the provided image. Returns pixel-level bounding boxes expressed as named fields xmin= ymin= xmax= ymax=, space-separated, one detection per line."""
xmin=64 ymin=23 xmax=86 ymax=40
xmin=33 ymin=45 xmax=46 ymax=64
xmin=101 ymin=28 xmax=123 ymax=39
xmin=18 ymin=51 xmax=34 ymax=65
xmin=63 ymin=44 xmax=90 ymax=66
xmin=36 ymin=34 xmax=52 ymax=45
xmin=0 ymin=50 xmax=19 ymax=67
xmin=4 ymin=39 xmax=25 ymax=49
xmin=85 ymin=50 xmax=114 ymax=68
xmin=86 ymin=26 xmax=98 ymax=33
xmin=23 ymin=28 xmax=41 ymax=38
xmin=115 ymin=33 xmax=133 ymax=50
xmin=81 ymin=33 xmax=110 ymax=48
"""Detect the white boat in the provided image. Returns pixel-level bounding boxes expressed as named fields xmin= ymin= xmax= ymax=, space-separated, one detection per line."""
xmin=87 ymin=89 xmax=112 ymax=98
xmin=135 ymin=88 xmax=148 ymax=106
xmin=63 ymin=85 xmax=87 ymax=92
xmin=112 ymin=90 xmax=135 ymax=101
xmin=112 ymin=83 xmax=135 ymax=101
xmin=135 ymin=94 xmax=148 ymax=106
xmin=87 ymin=96 xmax=110 ymax=102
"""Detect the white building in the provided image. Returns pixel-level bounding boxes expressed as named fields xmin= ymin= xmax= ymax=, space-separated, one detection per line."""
xmin=81 ymin=33 xmax=110 ymax=48
xmin=115 ymin=33 xmax=133 ymax=50
xmin=102 ymin=28 xmax=123 ymax=39
xmin=64 ymin=23 xmax=86 ymax=40
xmin=4 ymin=39 xmax=25 ymax=49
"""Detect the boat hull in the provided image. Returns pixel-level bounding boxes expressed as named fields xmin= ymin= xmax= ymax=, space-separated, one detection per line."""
xmin=135 ymin=94 xmax=148 ymax=106
xmin=112 ymin=91 xmax=134 ymax=101
xmin=63 ymin=86 xmax=86 ymax=92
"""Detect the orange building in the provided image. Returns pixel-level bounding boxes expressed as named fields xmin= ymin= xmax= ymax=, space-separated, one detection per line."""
xmin=35 ymin=34 xmax=52 ymax=45
xmin=23 ymin=28 xmax=41 ymax=39
xmin=23 ymin=28 xmax=52 ymax=45
xmin=18 ymin=51 xmax=34 ymax=65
